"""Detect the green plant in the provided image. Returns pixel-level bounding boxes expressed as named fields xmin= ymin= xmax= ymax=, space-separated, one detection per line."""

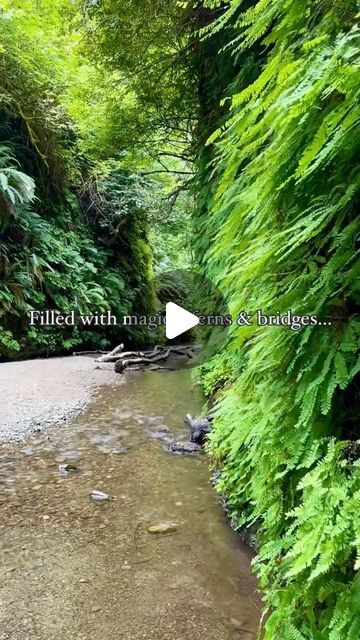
xmin=195 ymin=1 xmax=360 ymax=638
xmin=0 ymin=145 xmax=35 ymax=216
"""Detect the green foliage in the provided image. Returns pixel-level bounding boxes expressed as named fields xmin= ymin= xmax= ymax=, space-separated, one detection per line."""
xmin=0 ymin=145 xmax=35 ymax=215
xmin=195 ymin=0 xmax=360 ymax=637
xmin=83 ymin=0 xmax=197 ymax=153
xmin=0 ymin=1 xmax=159 ymax=357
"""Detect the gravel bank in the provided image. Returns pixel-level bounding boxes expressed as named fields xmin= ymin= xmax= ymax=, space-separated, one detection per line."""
xmin=0 ymin=356 xmax=121 ymax=443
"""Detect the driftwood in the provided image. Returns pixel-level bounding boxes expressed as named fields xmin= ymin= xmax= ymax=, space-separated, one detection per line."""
xmin=97 ymin=351 xmax=145 ymax=363
xmin=74 ymin=342 xmax=194 ymax=371
xmin=98 ymin=344 xmax=193 ymax=365
xmin=73 ymin=350 xmax=109 ymax=356
xmin=114 ymin=345 xmax=194 ymax=373
xmin=96 ymin=343 xmax=124 ymax=363
xmin=96 ymin=343 xmax=165 ymax=363
xmin=115 ymin=348 xmax=172 ymax=373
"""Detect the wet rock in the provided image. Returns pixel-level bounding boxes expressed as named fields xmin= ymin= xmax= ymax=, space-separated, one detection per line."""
xmin=90 ymin=490 xmax=109 ymax=503
xmin=148 ymin=522 xmax=178 ymax=535
xmin=170 ymin=442 xmax=202 ymax=455
xmin=157 ymin=426 xmax=170 ymax=433
xmin=210 ymin=470 xmax=221 ymax=486
xmin=58 ymin=463 xmax=77 ymax=474
xmin=186 ymin=413 xmax=212 ymax=446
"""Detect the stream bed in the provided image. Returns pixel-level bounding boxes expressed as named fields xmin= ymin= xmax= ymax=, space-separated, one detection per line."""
xmin=0 ymin=366 xmax=261 ymax=640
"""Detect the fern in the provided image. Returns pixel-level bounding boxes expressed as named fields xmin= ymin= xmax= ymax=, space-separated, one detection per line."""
xmin=195 ymin=0 xmax=360 ymax=638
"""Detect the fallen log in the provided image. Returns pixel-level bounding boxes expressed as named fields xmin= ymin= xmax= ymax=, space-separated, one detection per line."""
xmin=97 ymin=351 xmax=146 ymax=363
xmin=96 ymin=343 xmax=124 ymax=363
xmin=171 ymin=347 xmax=195 ymax=358
xmin=102 ymin=344 xmax=195 ymax=365
xmin=143 ymin=344 xmax=164 ymax=358
xmin=73 ymin=350 xmax=109 ymax=356
xmin=96 ymin=344 xmax=165 ymax=363
xmin=114 ymin=346 xmax=195 ymax=373
xmin=115 ymin=348 xmax=172 ymax=373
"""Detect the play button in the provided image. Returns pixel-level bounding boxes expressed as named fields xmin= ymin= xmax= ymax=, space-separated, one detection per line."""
xmin=165 ymin=302 xmax=199 ymax=340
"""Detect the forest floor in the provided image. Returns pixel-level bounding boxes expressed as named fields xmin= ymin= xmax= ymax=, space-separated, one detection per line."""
xmin=0 ymin=356 xmax=121 ymax=443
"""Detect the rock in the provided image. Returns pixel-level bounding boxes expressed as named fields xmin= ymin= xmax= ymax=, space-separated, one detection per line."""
xmin=79 ymin=578 xmax=88 ymax=584
xmin=114 ymin=360 xmax=124 ymax=373
xmin=157 ymin=426 xmax=170 ymax=433
xmin=90 ymin=490 xmax=109 ymax=502
xmin=186 ymin=414 xmax=212 ymax=446
xmin=91 ymin=606 xmax=102 ymax=613
xmin=170 ymin=442 xmax=202 ymax=455
xmin=59 ymin=463 xmax=77 ymax=473
xmin=147 ymin=522 xmax=178 ymax=535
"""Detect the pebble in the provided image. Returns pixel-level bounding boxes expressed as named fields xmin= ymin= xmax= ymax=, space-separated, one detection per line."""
xmin=91 ymin=606 xmax=102 ymax=613
xmin=59 ymin=463 xmax=77 ymax=473
xmin=90 ymin=490 xmax=109 ymax=502
xmin=147 ymin=522 xmax=178 ymax=535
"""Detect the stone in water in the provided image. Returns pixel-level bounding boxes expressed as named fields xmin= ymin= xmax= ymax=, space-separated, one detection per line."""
xmin=148 ymin=522 xmax=178 ymax=535
xmin=59 ymin=463 xmax=77 ymax=473
xmin=90 ymin=490 xmax=109 ymax=502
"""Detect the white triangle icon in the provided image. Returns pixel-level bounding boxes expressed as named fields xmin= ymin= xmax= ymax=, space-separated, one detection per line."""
xmin=165 ymin=302 xmax=199 ymax=340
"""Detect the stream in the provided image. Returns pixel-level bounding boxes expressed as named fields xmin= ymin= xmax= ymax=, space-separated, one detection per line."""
xmin=0 ymin=365 xmax=260 ymax=640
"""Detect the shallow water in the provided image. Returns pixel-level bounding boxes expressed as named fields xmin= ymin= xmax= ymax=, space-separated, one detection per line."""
xmin=0 ymin=367 xmax=260 ymax=640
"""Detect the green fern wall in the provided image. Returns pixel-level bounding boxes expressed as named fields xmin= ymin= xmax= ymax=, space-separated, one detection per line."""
xmin=0 ymin=10 xmax=155 ymax=358
xmin=195 ymin=1 xmax=360 ymax=638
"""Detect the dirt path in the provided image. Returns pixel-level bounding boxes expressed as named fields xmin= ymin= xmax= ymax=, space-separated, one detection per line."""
xmin=0 ymin=356 xmax=120 ymax=443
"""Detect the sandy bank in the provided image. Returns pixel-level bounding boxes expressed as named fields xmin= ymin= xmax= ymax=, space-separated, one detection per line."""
xmin=0 ymin=356 xmax=121 ymax=443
